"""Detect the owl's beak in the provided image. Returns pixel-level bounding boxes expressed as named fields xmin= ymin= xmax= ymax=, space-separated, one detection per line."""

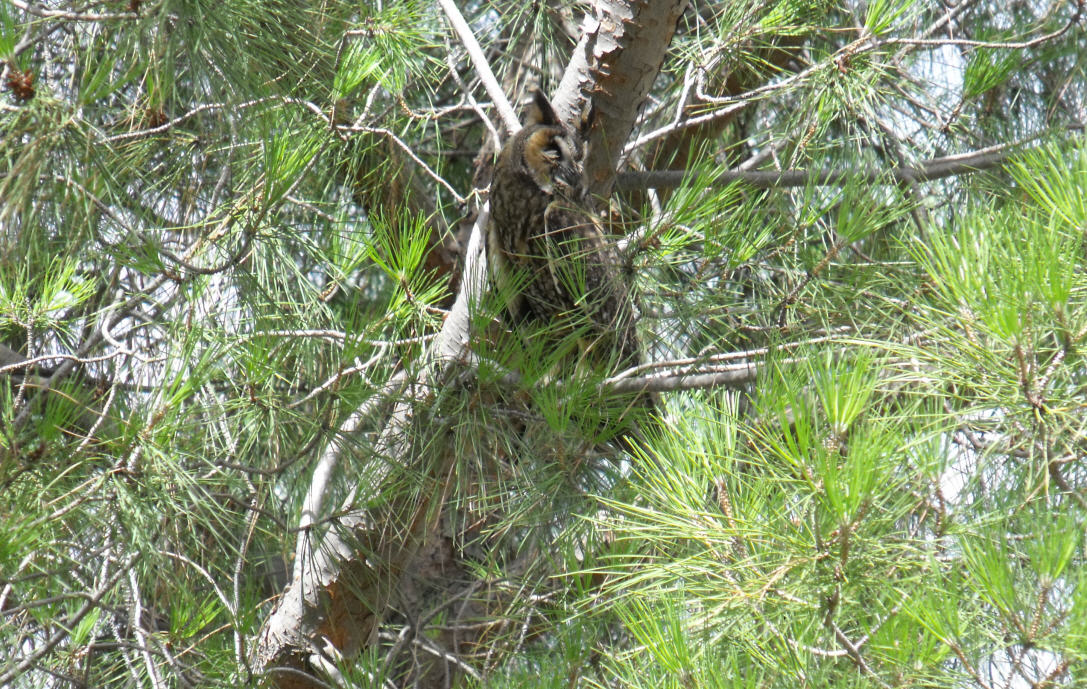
xmin=553 ymin=158 xmax=581 ymax=193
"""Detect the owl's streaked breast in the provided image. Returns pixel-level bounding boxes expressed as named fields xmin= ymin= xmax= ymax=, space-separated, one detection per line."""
xmin=486 ymin=90 xmax=640 ymax=367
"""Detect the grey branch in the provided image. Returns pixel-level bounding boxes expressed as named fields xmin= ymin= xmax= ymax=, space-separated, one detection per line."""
xmin=436 ymin=0 xmax=520 ymax=134
xmin=606 ymin=360 xmax=761 ymax=394
xmin=615 ymin=142 xmax=1026 ymax=191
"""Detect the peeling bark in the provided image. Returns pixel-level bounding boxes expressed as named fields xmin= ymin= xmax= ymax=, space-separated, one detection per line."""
xmin=253 ymin=2 xmax=686 ymax=686
xmin=555 ymin=0 xmax=688 ymax=198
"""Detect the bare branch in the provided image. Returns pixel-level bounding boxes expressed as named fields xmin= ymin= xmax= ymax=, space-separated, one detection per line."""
xmin=615 ymin=136 xmax=1047 ymax=191
xmin=335 ymin=124 xmax=466 ymax=203
xmin=9 ymin=0 xmax=136 ymax=21
xmin=606 ymin=359 xmax=764 ymax=394
xmin=436 ymin=0 xmax=519 ymax=133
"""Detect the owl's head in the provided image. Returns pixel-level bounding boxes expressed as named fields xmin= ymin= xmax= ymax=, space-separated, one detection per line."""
xmin=514 ymin=91 xmax=581 ymax=194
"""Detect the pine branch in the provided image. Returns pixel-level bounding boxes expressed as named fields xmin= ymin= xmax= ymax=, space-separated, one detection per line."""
xmin=253 ymin=2 xmax=689 ymax=682
xmin=615 ymin=138 xmax=1044 ymax=191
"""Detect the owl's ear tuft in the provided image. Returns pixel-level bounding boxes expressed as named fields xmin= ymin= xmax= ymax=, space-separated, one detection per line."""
xmin=525 ymin=90 xmax=560 ymax=127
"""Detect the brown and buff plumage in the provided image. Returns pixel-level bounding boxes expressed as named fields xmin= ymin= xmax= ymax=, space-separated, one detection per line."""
xmin=487 ymin=91 xmax=641 ymax=369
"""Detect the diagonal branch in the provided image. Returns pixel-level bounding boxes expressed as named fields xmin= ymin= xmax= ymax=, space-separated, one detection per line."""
xmin=253 ymin=2 xmax=689 ymax=686
xmin=436 ymin=0 xmax=519 ymax=134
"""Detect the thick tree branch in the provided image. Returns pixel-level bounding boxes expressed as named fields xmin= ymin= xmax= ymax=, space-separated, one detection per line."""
xmin=253 ymin=210 xmax=490 ymax=688
xmin=253 ymin=2 xmax=688 ymax=686
xmin=556 ymin=0 xmax=689 ymax=197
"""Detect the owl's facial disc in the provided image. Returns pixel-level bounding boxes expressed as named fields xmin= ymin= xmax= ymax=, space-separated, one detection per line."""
xmin=522 ymin=127 xmax=578 ymax=194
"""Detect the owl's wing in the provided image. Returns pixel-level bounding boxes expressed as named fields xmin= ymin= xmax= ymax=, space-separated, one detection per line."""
xmin=542 ymin=200 xmax=638 ymax=358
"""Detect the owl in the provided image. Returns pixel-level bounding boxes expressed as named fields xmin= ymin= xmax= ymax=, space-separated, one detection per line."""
xmin=487 ymin=91 xmax=641 ymax=369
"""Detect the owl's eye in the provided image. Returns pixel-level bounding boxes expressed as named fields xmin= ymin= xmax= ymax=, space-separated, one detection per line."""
xmin=542 ymin=147 xmax=561 ymax=162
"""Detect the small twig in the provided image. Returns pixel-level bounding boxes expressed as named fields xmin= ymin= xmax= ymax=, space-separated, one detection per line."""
xmin=775 ymin=235 xmax=849 ymax=327
xmin=335 ymin=124 xmax=465 ymax=202
xmin=105 ymin=97 xmax=279 ymax=143
xmin=240 ymin=329 xmax=434 ymax=348
xmin=73 ymin=382 xmax=118 ymax=456
xmin=604 ymin=359 xmax=764 ymax=394
xmin=436 ymin=0 xmax=519 ymax=133
xmin=611 ymin=327 xmax=852 ymax=381
xmin=376 ymin=630 xmax=482 ymax=682
xmin=447 ymin=51 xmax=502 ymax=151
xmin=881 ymin=5 xmax=1081 ymax=52
xmin=288 ymin=349 xmax=384 ymax=408
xmin=830 ymin=622 xmax=893 ymax=689
xmin=0 ymin=348 xmax=134 ymax=376
xmin=1032 ymin=658 xmax=1071 ymax=689
xmin=9 ymin=0 xmax=136 ymax=21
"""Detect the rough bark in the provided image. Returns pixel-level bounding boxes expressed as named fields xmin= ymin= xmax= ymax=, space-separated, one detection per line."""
xmin=253 ymin=2 xmax=686 ymax=686
xmin=253 ymin=226 xmax=485 ymax=688
xmin=555 ymin=0 xmax=688 ymax=198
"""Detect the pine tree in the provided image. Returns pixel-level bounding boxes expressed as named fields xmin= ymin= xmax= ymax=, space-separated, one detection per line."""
xmin=1 ymin=1 xmax=1084 ymax=688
